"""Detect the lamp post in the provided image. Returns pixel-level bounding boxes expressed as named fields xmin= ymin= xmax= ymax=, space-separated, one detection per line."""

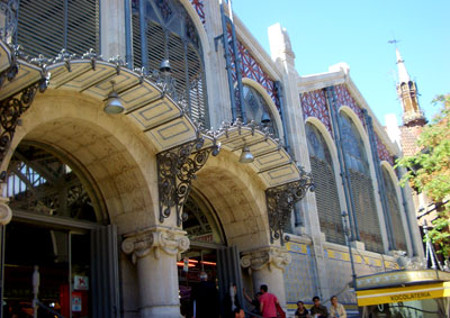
xmin=341 ymin=211 xmax=357 ymax=291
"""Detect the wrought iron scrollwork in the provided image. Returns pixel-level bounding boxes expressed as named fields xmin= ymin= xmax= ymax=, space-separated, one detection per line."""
xmin=0 ymin=78 xmax=48 ymax=165
xmin=157 ymin=136 xmax=220 ymax=226
xmin=0 ymin=0 xmax=19 ymax=42
xmin=266 ymin=165 xmax=315 ymax=245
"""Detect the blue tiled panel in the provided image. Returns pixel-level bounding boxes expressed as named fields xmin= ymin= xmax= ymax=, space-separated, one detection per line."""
xmin=284 ymin=243 xmax=317 ymax=305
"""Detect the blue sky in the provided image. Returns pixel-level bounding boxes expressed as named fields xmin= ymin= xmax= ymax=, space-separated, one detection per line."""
xmin=232 ymin=0 xmax=450 ymax=125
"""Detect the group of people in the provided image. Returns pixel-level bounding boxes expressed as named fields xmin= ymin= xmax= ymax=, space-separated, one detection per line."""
xmin=190 ymin=272 xmax=345 ymax=318
xmin=295 ymin=296 xmax=347 ymax=318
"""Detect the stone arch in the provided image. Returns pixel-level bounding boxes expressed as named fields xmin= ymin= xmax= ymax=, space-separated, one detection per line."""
xmin=179 ymin=0 xmax=210 ymax=55
xmin=304 ymin=118 xmax=346 ymax=244
xmin=338 ymin=106 xmax=387 ymax=253
xmin=7 ymin=89 xmax=158 ymax=234
xmin=194 ymin=149 xmax=271 ymax=251
xmin=380 ymin=161 xmax=411 ymax=252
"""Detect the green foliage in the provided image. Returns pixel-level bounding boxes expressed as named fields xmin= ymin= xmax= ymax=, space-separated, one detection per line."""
xmin=396 ymin=94 xmax=450 ymax=258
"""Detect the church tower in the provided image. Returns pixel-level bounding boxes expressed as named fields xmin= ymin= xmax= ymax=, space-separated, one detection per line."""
xmin=396 ymin=48 xmax=426 ymax=127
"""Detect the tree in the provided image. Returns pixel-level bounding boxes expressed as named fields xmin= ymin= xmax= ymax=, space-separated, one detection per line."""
xmin=396 ymin=94 xmax=450 ymax=259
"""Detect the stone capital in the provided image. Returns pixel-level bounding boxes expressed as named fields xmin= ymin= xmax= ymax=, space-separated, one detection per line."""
xmin=121 ymin=226 xmax=190 ymax=264
xmin=240 ymin=246 xmax=291 ymax=273
xmin=0 ymin=197 xmax=12 ymax=225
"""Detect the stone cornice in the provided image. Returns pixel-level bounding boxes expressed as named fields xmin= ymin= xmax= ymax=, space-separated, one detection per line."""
xmin=298 ymin=71 xmax=346 ymax=93
xmin=240 ymin=246 xmax=291 ymax=273
xmin=121 ymin=226 xmax=190 ymax=264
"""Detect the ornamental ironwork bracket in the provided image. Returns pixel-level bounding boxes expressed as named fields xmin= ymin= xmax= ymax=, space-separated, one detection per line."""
xmin=265 ymin=165 xmax=315 ymax=245
xmin=157 ymin=134 xmax=220 ymax=226
xmin=0 ymin=77 xmax=48 ymax=172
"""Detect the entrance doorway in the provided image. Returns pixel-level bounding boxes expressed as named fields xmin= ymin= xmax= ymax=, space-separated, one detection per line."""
xmin=1 ymin=143 xmax=120 ymax=318
xmin=178 ymin=191 xmax=244 ymax=318
xmin=4 ymin=221 xmax=91 ymax=317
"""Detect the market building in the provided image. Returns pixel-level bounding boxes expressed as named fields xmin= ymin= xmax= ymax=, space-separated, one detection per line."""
xmin=0 ymin=0 xmax=432 ymax=317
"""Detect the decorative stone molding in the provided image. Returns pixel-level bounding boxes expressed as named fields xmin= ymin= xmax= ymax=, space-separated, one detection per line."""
xmin=240 ymin=246 xmax=291 ymax=274
xmin=0 ymin=199 xmax=12 ymax=225
xmin=121 ymin=227 xmax=190 ymax=264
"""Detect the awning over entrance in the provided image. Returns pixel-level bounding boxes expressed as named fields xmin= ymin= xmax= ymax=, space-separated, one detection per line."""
xmin=355 ymin=269 xmax=450 ymax=307
xmin=357 ymin=282 xmax=449 ymax=306
xmin=201 ymin=122 xmax=301 ymax=188
xmin=0 ymin=40 xmax=305 ymax=188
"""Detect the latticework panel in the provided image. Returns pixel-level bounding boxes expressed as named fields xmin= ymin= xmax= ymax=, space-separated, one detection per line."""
xmin=131 ymin=0 xmax=209 ymax=128
xmin=310 ymin=157 xmax=345 ymax=245
xmin=382 ymin=168 xmax=407 ymax=251
xmin=349 ymin=170 xmax=383 ymax=254
xmin=17 ymin=0 xmax=100 ymax=58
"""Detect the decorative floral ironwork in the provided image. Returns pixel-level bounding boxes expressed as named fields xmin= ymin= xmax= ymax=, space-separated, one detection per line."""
xmin=189 ymin=0 xmax=205 ymax=25
xmin=300 ymin=89 xmax=333 ymax=135
xmin=226 ymin=28 xmax=280 ymax=111
xmin=0 ymin=0 xmax=19 ymax=42
xmin=375 ymin=134 xmax=394 ymax=165
xmin=334 ymin=84 xmax=365 ymax=127
xmin=265 ymin=165 xmax=315 ymax=244
xmin=157 ymin=136 xmax=220 ymax=226
xmin=155 ymin=0 xmax=173 ymax=22
xmin=0 ymin=79 xmax=47 ymax=165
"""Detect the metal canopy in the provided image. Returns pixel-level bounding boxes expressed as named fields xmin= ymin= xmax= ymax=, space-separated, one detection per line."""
xmin=45 ymin=58 xmax=198 ymax=152
xmin=200 ymin=122 xmax=301 ymax=188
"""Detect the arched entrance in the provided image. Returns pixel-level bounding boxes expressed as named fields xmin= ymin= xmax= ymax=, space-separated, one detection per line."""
xmin=179 ymin=190 xmax=225 ymax=318
xmin=3 ymin=142 xmax=119 ymax=317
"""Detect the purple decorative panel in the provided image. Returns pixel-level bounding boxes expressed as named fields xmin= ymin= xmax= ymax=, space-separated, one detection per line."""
xmin=376 ymin=134 xmax=394 ymax=165
xmin=226 ymin=28 xmax=280 ymax=110
xmin=334 ymin=84 xmax=365 ymax=127
xmin=189 ymin=0 xmax=205 ymax=25
xmin=300 ymin=90 xmax=333 ymax=135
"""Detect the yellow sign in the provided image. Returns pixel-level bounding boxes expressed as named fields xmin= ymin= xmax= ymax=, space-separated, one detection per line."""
xmin=356 ymin=282 xmax=450 ymax=306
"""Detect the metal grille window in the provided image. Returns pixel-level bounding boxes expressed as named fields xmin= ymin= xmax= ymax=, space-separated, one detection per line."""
xmin=382 ymin=167 xmax=407 ymax=251
xmin=243 ymin=84 xmax=279 ymax=137
xmin=340 ymin=113 xmax=383 ymax=253
xmin=132 ymin=0 xmax=209 ymax=128
xmin=306 ymin=124 xmax=345 ymax=245
xmin=6 ymin=144 xmax=100 ymax=222
xmin=16 ymin=0 xmax=100 ymax=58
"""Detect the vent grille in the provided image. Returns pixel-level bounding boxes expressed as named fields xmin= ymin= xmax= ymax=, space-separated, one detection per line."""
xmin=17 ymin=0 xmax=100 ymax=58
xmin=349 ymin=170 xmax=383 ymax=253
xmin=132 ymin=3 xmax=209 ymax=129
xmin=310 ymin=157 xmax=345 ymax=245
xmin=383 ymin=168 xmax=407 ymax=251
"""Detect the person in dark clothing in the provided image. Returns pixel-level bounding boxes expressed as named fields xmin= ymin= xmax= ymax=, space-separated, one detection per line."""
xmin=243 ymin=287 xmax=262 ymax=318
xmin=191 ymin=272 xmax=219 ymax=318
xmin=223 ymin=283 xmax=242 ymax=318
xmin=310 ymin=296 xmax=328 ymax=318
xmin=294 ymin=300 xmax=310 ymax=318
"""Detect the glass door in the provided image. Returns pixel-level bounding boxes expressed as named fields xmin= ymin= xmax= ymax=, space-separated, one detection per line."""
xmin=2 ymin=221 xmax=93 ymax=318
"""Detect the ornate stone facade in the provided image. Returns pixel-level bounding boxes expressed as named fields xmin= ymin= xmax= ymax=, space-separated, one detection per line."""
xmin=122 ymin=227 xmax=190 ymax=264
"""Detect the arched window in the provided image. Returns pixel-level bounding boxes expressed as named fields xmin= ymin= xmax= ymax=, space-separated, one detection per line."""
xmin=242 ymin=84 xmax=279 ymax=137
xmin=6 ymin=143 xmax=102 ymax=222
xmin=306 ymin=123 xmax=344 ymax=244
xmin=182 ymin=192 xmax=224 ymax=245
xmin=382 ymin=167 xmax=407 ymax=251
xmin=16 ymin=0 xmax=100 ymax=58
xmin=340 ymin=112 xmax=383 ymax=253
xmin=132 ymin=0 xmax=208 ymax=128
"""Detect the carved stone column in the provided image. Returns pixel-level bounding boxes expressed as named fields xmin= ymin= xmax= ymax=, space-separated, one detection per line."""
xmin=122 ymin=226 xmax=190 ymax=318
xmin=0 ymin=182 xmax=11 ymax=225
xmin=241 ymin=246 xmax=291 ymax=307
